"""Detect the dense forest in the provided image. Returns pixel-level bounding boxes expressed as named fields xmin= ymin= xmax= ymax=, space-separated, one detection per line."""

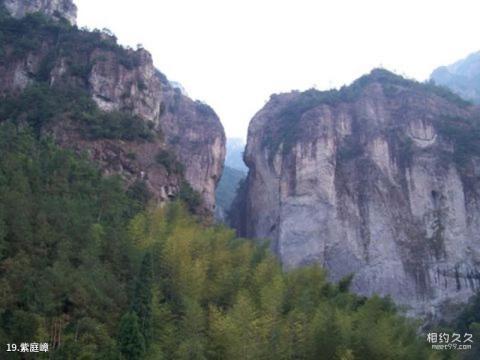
xmin=0 ymin=4 xmax=478 ymax=360
xmin=0 ymin=123 xmax=476 ymax=359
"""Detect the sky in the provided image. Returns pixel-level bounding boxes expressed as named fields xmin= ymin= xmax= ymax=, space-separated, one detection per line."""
xmin=76 ymin=0 xmax=480 ymax=140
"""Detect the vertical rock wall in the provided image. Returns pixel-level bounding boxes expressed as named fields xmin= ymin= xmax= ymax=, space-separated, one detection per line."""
xmin=242 ymin=70 xmax=480 ymax=317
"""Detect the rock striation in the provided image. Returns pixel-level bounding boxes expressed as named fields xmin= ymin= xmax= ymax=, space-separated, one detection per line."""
xmin=239 ymin=69 xmax=480 ymax=317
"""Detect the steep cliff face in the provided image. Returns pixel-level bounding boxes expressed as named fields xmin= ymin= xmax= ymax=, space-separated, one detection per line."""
xmin=242 ymin=69 xmax=480 ymax=317
xmin=2 ymin=0 xmax=76 ymax=24
xmin=80 ymin=47 xmax=225 ymax=210
xmin=0 ymin=3 xmax=225 ymax=212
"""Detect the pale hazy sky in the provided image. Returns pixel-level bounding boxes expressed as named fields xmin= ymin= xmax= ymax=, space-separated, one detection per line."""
xmin=76 ymin=0 xmax=480 ymax=140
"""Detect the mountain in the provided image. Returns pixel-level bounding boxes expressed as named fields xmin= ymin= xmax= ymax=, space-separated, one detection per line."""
xmin=225 ymin=137 xmax=248 ymax=172
xmin=0 ymin=1 xmax=476 ymax=358
xmin=431 ymin=51 xmax=480 ymax=104
xmin=214 ymin=165 xmax=245 ymax=221
xmin=236 ymin=69 xmax=480 ymax=318
xmin=0 ymin=0 xmax=225 ymax=214
xmin=214 ymin=138 xmax=247 ymax=221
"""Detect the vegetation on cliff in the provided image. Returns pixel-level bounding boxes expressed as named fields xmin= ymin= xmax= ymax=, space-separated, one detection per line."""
xmin=0 ymin=3 xmax=159 ymax=142
xmin=0 ymin=4 xmax=142 ymax=78
xmin=436 ymin=114 xmax=480 ymax=171
xmin=0 ymin=83 xmax=155 ymax=141
xmin=0 ymin=4 xmax=475 ymax=360
xmin=0 ymin=123 xmax=438 ymax=359
xmin=263 ymin=69 xmax=471 ymax=160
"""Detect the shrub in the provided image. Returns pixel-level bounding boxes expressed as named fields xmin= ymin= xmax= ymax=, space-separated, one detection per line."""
xmin=126 ymin=180 xmax=152 ymax=215
xmin=436 ymin=115 xmax=480 ymax=170
xmin=177 ymin=181 xmax=202 ymax=212
xmin=0 ymin=83 xmax=155 ymax=141
xmin=0 ymin=9 xmax=144 ymax=81
xmin=155 ymin=150 xmax=185 ymax=175
xmin=337 ymin=134 xmax=363 ymax=161
xmin=262 ymin=69 xmax=472 ymax=162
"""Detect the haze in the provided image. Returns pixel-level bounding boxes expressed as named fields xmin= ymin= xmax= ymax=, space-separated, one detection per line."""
xmin=76 ymin=0 xmax=480 ymax=139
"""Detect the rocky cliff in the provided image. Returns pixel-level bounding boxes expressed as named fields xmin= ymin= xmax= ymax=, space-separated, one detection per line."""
xmin=0 ymin=1 xmax=225 ymax=213
xmin=240 ymin=69 xmax=480 ymax=317
xmin=2 ymin=0 xmax=76 ymax=24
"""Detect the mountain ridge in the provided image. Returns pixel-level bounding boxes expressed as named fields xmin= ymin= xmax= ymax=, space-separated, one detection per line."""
xmin=431 ymin=50 xmax=480 ymax=105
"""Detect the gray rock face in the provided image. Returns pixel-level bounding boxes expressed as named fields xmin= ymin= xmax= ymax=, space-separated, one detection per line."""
xmin=2 ymin=0 xmax=77 ymax=24
xmin=242 ymin=69 xmax=480 ymax=318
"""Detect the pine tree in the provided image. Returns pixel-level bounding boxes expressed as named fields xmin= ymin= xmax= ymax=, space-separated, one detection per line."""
xmin=117 ymin=312 xmax=145 ymax=360
xmin=133 ymin=253 xmax=154 ymax=347
xmin=176 ymin=299 xmax=207 ymax=359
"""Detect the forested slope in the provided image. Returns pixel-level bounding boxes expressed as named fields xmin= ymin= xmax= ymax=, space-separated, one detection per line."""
xmin=0 ymin=1 xmax=476 ymax=359
xmin=0 ymin=124 xmax=439 ymax=359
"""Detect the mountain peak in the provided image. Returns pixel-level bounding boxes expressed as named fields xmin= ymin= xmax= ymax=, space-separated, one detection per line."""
xmin=349 ymin=68 xmax=412 ymax=90
xmin=1 ymin=0 xmax=77 ymax=24
xmin=430 ymin=50 xmax=480 ymax=104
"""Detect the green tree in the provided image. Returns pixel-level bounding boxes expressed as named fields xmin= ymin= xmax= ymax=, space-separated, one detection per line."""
xmin=133 ymin=253 xmax=154 ymax=347
xmin=118 ymin=312 xmax=145 ymax=360
xmin=176 ymin=299 xmax=207 ymax=359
